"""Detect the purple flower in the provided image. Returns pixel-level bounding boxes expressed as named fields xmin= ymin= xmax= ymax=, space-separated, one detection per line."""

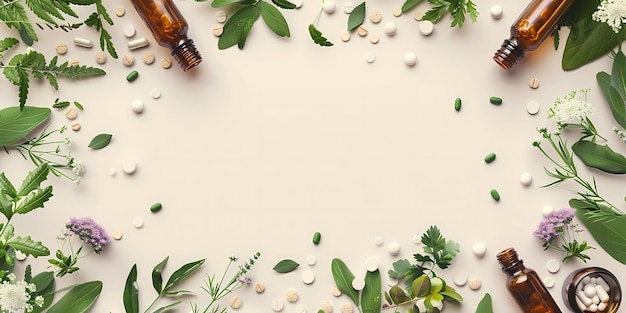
xmin=66 ymin=217 xmax=110 ymax=254
xmin=534 ymin=208 xmax=575 ymax=244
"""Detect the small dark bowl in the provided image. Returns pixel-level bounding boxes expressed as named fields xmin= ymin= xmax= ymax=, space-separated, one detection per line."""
xmin=563 ymin=267 xmax=621 ymax=313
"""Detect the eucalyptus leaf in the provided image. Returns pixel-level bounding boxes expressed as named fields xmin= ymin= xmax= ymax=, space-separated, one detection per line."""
xmin=347 ymin=2 xmax=365 ymax=32
xmin=574 ymin=204 xmax=626 ymax=264
xmin=88 ymin=133 xmax=112 ymax=149
xmin=562 ymin=18 xmax=619 ymax=70
xmin=123 ymin=264 xmax=139 ymax=313
xmin=572 ymin=140 xmax=626 ymax=174
xmin=152 ymin=256 xmax=169 ymax=293
xmin=475 ymin=293 xmax=493 ymax=313
xmin=46 ymin=281 xmax=102 ymax=313
xmin=17 ymin=163 xmax=50 ymax=197
xmin=362 ymin=269 xmax=382 ymax=313
xmin=401 ymin=0 xmax=423 ymax=12
xmin=163 ymin=258 xmax=205 ymax=292
xmin=331 ymin=258 xmax=359 ymax=306
xmin=259 ymin=1 xmax=290 ymax=37
xmin=273 ymin=259 xmax=299 ymax=273
xmin=0 ymin=106 xmax=51 ymax=147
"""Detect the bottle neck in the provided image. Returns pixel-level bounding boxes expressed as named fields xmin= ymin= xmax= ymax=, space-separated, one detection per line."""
xmin=171 ymin=39 xmax=202 ymax=71
xmin=493 ymin=38 xmax=525 ymax=70
xmin=496 ymin=247 xmax=526 ymax=274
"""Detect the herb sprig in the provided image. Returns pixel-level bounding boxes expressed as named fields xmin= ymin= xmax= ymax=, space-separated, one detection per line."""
xmin=401 ymin=0 xmax=478 ymax=28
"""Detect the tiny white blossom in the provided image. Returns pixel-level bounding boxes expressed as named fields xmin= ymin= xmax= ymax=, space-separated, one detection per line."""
xmin=0 ymin=278 xmax=35 ymax=313
xmin=74 ymin=177 xmax=82 ymax=185
xmin=592 ymin=0 xmax=626 ymax=33
xmin=547 ymin=89 xmax=594 ymax=127
xmin=64 ymin=137 xmax=72 ymax=146
xmin=72 ymin=160 xmax=85 ymax=175
xmin=614 ymin=126 xmax=626 ymax=142
xmin=34 ymin=296 xmax=43 ymax=307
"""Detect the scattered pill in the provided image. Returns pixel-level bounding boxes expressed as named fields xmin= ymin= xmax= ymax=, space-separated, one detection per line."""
xmin=490 ymin=189 xmax=500 ymax=201
xmin=520 ymin=172 xmax=533 ymax=186
xmin=384 ymin=22 xmax=397 ymax=36
xmin=472 ymin=242 xmax=487 ymax=257
xmin=323 ymin=0 xmax=336 ymax=14
xmin=454 ymin=98 xmax=462 ymax=111
xmin=577 ymin=289 xmax=593 ymax=306
xmin=468 ymin=277 xmax=481 ymax=290
xmin=122 ymin=53 xmax=135 ymax=66
xmin=484 ymin=152 xmax=496 ymax=163
xmin=150 ymin=202 xmax=162 ymax=212
xmin=490 ymin=5 xmax=503 ymax=19
xmin=365 ymin=258 xmax=378 ymax=272
xmin=340 ymin=31 xmax=350 ymax=42
xmin=123 ymin=160 xmax=137 ymax=174
xmin=15 ymin=251 xmax=26 ymax=261
xmin=596 ymin=284 xmax=610 ymax=302
xmin=95 ymin=51 xmax=107 ymax=64
xmin=115 ymin=7 xmax=126 ymax=17
xmin=529 ymin=77 xmax=540 ymax=89
xmin=357 ymin=25 xmax=368 ymax=37
xmin=414 ymin=10 xmax=424 ymax=21
xmin=108 ymin=167 xmax=117 ymax=176
xmin=296 ymin=305 xmax=307 ymax=313
xmin=272 ymin=298 xmax=284 ymax=312
xmin=123 ymin=25 xmax=136 ymax=38
xmin=392 ymin=7 xmax=402 ymax=17
xmin=331 ymin=286 xmax=342 ymax=297
xmin=65 ymin=108 xmax=77 ymax=120
xmin=143 ymin=51 xmax=155 ymax=64
xmin=584 ymin=284 xmax=597 ymax=298
xmin=404 ymin=52 xmax=417 ymax=66
xmin=111 ymin=230 xmax=123 ymax=240
xmin=320 ymin=301 xmax=333 ymax=313
xmin=412 ymin=234 xmax=420 ymax=244
xmin=216 ymin=10 xmax=227 ymax=23
xmin=73 ymin=37 xmax=93 ymax=48
xmin=70 ymin=121 xmax=81 ymax=131
xmin=341 ymin=303 xmax=354 ymax=313
xmin=546 ymin=259 xmax=560 ymax=273
xmin=213 ymin=25 xmax=224 ymax=37
xmin=132 ymin=217 xmax=144 ymax=228
xmin=369 ymin=34 xmax=380 ymax=44
xmin=343 ymin=1 xmax=354 ymax=13
xmin=453 ymin=274 xmax=467 ymax=287
xmin=490 ymin=96 xmax=503 ymax=105
xmin=302 ymin=270 xmax=315 ymax=284
xmin=374 ymin=236 xmax=383 ymax=246
xmin=387 ymin=241 xmax=400 ymax=256
xmin=131 ymin=99 xmax=144 ymax=113
xmin=365 ymin=53 xmax=375 ymax=63
xmin=255 ymin=282 xmax=265 ymax=293
xmin=369 ymin=9 xmax=382 ymax=23
xmin=229 ymin=296 xmax=242 ymax=309
xmin=527 ymin=100 xmax=540 ymax=115
xmin=126 ymin=70 xmax=139 ymax=82
xmin=419 ymin=20 xmax=434 ymax=35
xmin=352 ymin=277 xmax=365 ymax=290
xmin=542 ymin=205 xmax=554 ymax=217
xmin=544 ymin=277 xmax=555 ymax=288
xmin=55 ymin=41 xmax=68 ymax=54
xmin=307 ymin=255 xmax=317 ymax=265
xmin=128 ymin=38 xmax=149 ymax=50
xmin=312 ymin=231 xmax=322 ymax=245
xmin=69 ymin=59 xmax=79 ymax=66
xmin=285 ymin=289 xmax=299 ymax=303
xmin=161 ymin=57 xmax=172 ymax=69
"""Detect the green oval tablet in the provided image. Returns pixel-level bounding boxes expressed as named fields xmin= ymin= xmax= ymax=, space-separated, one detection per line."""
xmin=490 ymin=189 xmax=500 ymax=201
xmin=484 ymin=152 xmax=496 ymax=163
xmin=150 ymin=202 xmax=162 ymax=212
xmin=489 ymin=97 xmax=502 ymax=105
xmin=126 ymin=70 xmax=139 ymax=82
xmin=312 ymin=232 xmax=321 ymax=245
xmin=454 ymin=98 xmax=462 ymax=111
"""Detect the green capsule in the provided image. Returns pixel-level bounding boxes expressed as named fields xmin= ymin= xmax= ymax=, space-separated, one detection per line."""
xmin=312 ymin=232 xmax=321 ymax=245
xmin=150 ymin=202 xmax=162 ymax=212
xmin=484 ymin=152 xmax=496 ymax=163
xmin=490 ymin=189 xmax=500 ymax=201
xmin=454 ymin=98 xmax=462 ymax=111
xmin=126 ymin=70 xmax=139 ymax=82
xmin=490 ymin=97 xmax=503 ymax=105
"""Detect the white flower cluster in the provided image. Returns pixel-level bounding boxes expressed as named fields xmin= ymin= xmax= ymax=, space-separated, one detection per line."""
xmin=592 ymin=0 xmax=626 ymax=33
xmin=0 ymin=274 xmax=43 ymax=313
xmin=547 ymin=89 xmax=594 ymax=128
xmin=614 ymin=126 xmax=626 ymax=142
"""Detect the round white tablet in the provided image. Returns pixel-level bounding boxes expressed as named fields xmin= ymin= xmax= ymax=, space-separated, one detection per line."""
xmin=307 ymin=255 xmax=317 ymax=265
xmin=131 ymin=99 xmax=144 ymax=114
xmin=543 ymin=276 xmax=555 ymax=288
xmin=384 ymin=22 xmax=397 ymax=36
xmin=352 ymin=277 xmax=365 ymax=290
xmin=365 ymin=258 xmax=378 ymax=272
xmin=365 ymin=53 xmax=376 ymax=63
xmin=323 ymin=0 xmax=336 ymax=14
xmin=472 ymin=242 xmax=487 ymax=257
xmin=520 ymin=172 xmax=533 ymax=186
xmin=387 ymin=241 xmax=401 ymax=256
xmin=271 ymin=298 xmax=284 ymax=312
xmin=343 ymin=1 xmax=354 ymax=13
xmin=490 ymin=5 xmax=503 ymax=19
xmin=419 ymin=20 xmax=434 ymax=36
xmin=546 ymin=259 xmax=560 ymax=273
xmin=404 ymin=52 xmax=417 ymax=66
xmin=123 ymin=160 xmax=137 ymax=174
xmin=124 ymin=25 xmax=136 ymax=38
xmin=133 ymin=217 xmax=144 ymax=228
xmin=302 ymin=270 xmax=315 ymax=284
xmin=527 ymin=100 xmax=540 ymax=115
xmin=453 ymin=273 xmax=467 ymax=287
xmin=374 ymin=236 xmax=383 ymax=246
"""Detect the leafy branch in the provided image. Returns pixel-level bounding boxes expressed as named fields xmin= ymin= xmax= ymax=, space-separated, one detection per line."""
xmin=81 ymin=0 xmax=117 ymax=58
xmin=400 ymin=0 xmax=478 ymax=28
xmin=308 ymin=0 xmax=333 ymax=46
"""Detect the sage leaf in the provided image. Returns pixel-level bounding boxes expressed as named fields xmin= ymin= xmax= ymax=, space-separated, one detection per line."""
xmin=575 ymin=207 xmax=626 ymax=264
xmin=152 ymin=256 xmax=169 ymax=293
xmin=0 ymin=106 xmax=51 ymax=147
xmin=163 ymin=258 xmax=205 ymax=292
xmin=88 ymin=133 xmax=112 ymax=149
xmin=572 ymin=140 xmax=626 ymax=174
xmin=123 ymin=264 xmax=139 ymax=313
xmin=46 ymin=281 xmax=102 ymax=313
xmin=347 ymin=2 xmax=365 ymax=32
xmin=8 ymin=235 xmax=50 ymax=257
xmin=260 ymin=1 xmax=290 ymax=37
xmin=331 ymin=258 xmax=359 ymax=306
xmin=401 ymin=0 xmax=423 ymax=12
xmin=272 ymin=259 xmax=299 ymax=273
xmin=218 ymin=5 xmax=261 ymax=50
xmin=17 ymin=163 xmax=50 ymax=197
xmin=362 ymin=269 xmax=382 ymax=313
xmin=271 ymin=0 xmax=296 ymax=9
xmin=562 ymin=18 xmax=619 ymax=70
xmin=308 ymin=24 xmax=333 ymax=47
xmin=475 ymin=293 xmax=493 ymax=313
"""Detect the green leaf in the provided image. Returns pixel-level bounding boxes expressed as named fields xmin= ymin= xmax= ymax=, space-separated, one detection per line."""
xmin=308 ymin=24 xmax=333 ymax=47
xmin=0 ymin=173 xmax=17 ymax=199
xmin=387 ymin=285 xmax=410 ymax=304
xmin=475 ymin=293 xmax=493 ymax=313
xmin=362 ymin=269 xmax=382 ymax=313
xmin=88 ymin=133 xmax=112 ymax=149
xmin=163 ymin=259 xmax=205 ymax=292
xmin=218 ymin=5 xmax=261 ymax=50
xmin=272 ymin=259 xmax=299 ymax=273
xmin=8 ymin=235 xmax=50 ymax=257
xmin=562 ymin=18 xmax=619 ymax=70
xmin=30 ymin=271 xmax=55 ymax=313
xmin=153 ymin=301 xmax=182 ymax=313
xmin=47 ymin=281 xmax=102 ymax=313
xmin=152 ymin=256 xmax=169 ymax=293
xmin=260 ymin=1 xmax=290 ymax=37
xmin=271 ymin=0 xmax=296 ymax=9
xmin=440 ymin=285 xmax=463 ymax=302
xmin=401 ymin=0 xmax=423 ymax=12
xmin=575 ymin=208 xmax=626 ymax=264
xmin=347 ymin=2 xmax=365 ymax=32
xmin=13 ymin=185 xmax=53 ymax=215
xmin=123 ymin=264 xmax=139 ymax=313
xmin=331 ymin=258 xmax=359 ymax=306
xmin=411 ymin=275 xmax=430 ymax=298
xmin=25 ymin=0 xmax=75 ymax=24
xmin=0 ymin=37 xmax=19 ymax=58
xmin=0 ymin=106 xmax=50 ymax=147
xmin=17 ymin=163 xmax=50 ymax=196
xmin=211 ymin=0 xmax=247 ymax=7
xmin=0 ymin=2 xmax=39 ymax=42
xmin=604 ymin=51 xmax=626 ymax=129
xmin=387 ymin=259 xmax=412 ymax=279
xmin=572 ymin=140 xmax=626 ymax=174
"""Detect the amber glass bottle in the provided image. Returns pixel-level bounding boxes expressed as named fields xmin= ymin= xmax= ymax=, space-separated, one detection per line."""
xmin=496 ymin=248 xmax=563 ymax=313
xmin=493 ymin=0 xmax=574 ymax=70
xmin=130 ymin=0 xmax=202 ymax=71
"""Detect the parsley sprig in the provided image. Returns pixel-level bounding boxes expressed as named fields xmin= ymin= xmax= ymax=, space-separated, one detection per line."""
xmin=402 ymin=0 xmax=479 ymax=28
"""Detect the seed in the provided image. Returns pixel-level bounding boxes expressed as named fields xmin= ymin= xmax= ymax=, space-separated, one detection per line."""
xmin=126 ymin=70 xmax=139 ymax=82
xmin=312 ymin=231 xmax=321 ymax=245
xmin=484 ymin=152 xmax=496 ymax=163
xmin=150 ymin=202 xmax=162 ymax=212
xmin=529 ymin=77 xmax=540 ymax=89
xmin=490 ymin=189 xmax=500 ymax=201
xmin=454 ymin=98 xmax=462 ymax=111
xmin=490 ymin=97 xmax=503 ymax=105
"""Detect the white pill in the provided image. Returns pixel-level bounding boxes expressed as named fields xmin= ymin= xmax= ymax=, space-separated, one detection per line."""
xmin=292 ymin=0 xmax=303 ymax=8
xmin=341 ymin=303 xmax=354 ymax=313
xmin=285 ymin=289 xmax=299 ymax=303
xmin=128 ymin=38 xmax=149 ymax=50
xmin=271 ymin=298 xmax=284 ymax=312
xmin=596 ymin=277 xmax=610 ymax=292
xmin=112 ymin=231 xmax=123 ymax=240
xmin=302 ymin=270 xmax=315 ymax=284
xmin=546 ymin=259 xmax=560 ymax=273
xmin=133 ymin=217 xmax=144 ymax=228
xmin=404 ymin=52 xmax=417 ymax=66
xmin=598 ymin=302 xmax=608 ymax=311
xmin=575 ymin=295 xmax=587 ymax=311
xmin=216 ymin=10 xmax=227 ymax=23
xmin=592 ymin=295 xmax=600 ymax=304
xmin=369 ymin=34 xmax=380 ymax=44
xmin=108 ymin=167 xmax=117 ymax=176
xmin=490 ymin=5 xmax=503 ymax=19
xmin=472 ymin=242 xmax=487 ymax=257
xmin=542 ymin=205 xmax=554 ymax=217
xmin=584 ymin=284 xmax=597 ymax=298
xmin=323 ymin=0 xmax=336 ymax=14
xmin=74 ymin=37 xmax=93 ymax=48
xmin=151 ymin=88 xmax=161 ymax=99
xmin=131 ymin=99 xmax=144 ymax=114
xmin=419 ymin=21 xmax=434 ymax=36
xmin=365 ymin=258 xmax=378 ymax=272
xmin=374 ymin=236 xmax=383 ymax=246
xmin=320 ymin=301 xmax=333 ymax=313
xmin=384 ymin=22 xmax=397 ymax=36
xmin=392 ymin=7 xmax=402 ymax=17
xmin=352 ymin=277 xmax=365 ymax=290
xmin=343 ymin=1 xmax=354 ymax=14
xmin=412 ymin=234 xmax=421 ymax=244
xmin=520 ymin=172 xmax=533 ymax=186
xmin=15 ymin=250 xmax=26 ymax=261
xmin=340 ymin=31 xmax=350 ymax=42
xmin=307 ymin=255 xmax=317 ymax=265
xmin=124 ymin=25 xmax=136 ymax=38
xmin=588 ymin=303 xmax=598 ymax=312
xmin=468 ymin=277 xmax=481 ymax=290
xmin=365 ymin=53 xmax=375 ymax=63
xmin=577 ymin=290 xmax=593 ymax=306
xmin=543 ymin=277 xmax=555 ymax=288
xmin=527 ymin=100 xmax=540 ymax=115
xmin=387 ymin=241 xmax=400 ymax=256
xmin=123 ymin=160 xmax=137 ymax=174
xmin=453 ymin=274 xmax=467 ymax=287
xmin=331 ymin=286 xmax=342 ymax=297
xmin=115 ymin=7 xmax=126 ymax=17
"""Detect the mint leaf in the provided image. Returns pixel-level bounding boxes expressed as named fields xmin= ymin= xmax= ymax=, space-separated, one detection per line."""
xmin=218 ymin=5 xmax=261 ymax=50
xmin=308 ymin=24 xmax=333 ymax=46
xmin=88 ymin=133 xmax=112 ymax=149
xmin=273 ymin=259 xmax=299 ymax=273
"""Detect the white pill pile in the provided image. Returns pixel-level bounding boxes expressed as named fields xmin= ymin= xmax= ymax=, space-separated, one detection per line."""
xmin=575 ymin=276 xmax=612 ymax=312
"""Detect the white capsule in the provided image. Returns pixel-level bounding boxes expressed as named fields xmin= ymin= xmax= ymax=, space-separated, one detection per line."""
xmin=387 ymin=241 xmax=400 ymax=256
xmin=546 ymin=259 xmax=560 ymax=273
xmin=131 ymin=99 xmax=144 ymax=114
xmin=352 ymin=277 xmax=365 ymax=290
xmin=365 ymin=258 xmax=378 ymax=272
xmin=597 ymin=302 xmax=608 ymax=311
xmin=302 ymin=270 xmax=315 ymax=284
xmin=472 ymin=242 xmax=487 ymax=257
xmin=271 ymin=298 xmax=284 ymax=312
xmin=404 ymin=52 xmax=417 ymax=66
xmin=588 ymin=303 xmax=598 ymax=312
xmin=383 ymin=22 xmax=397 ymax=36
xmin=128 ymin=38 xmax=149 ymax=50
xmin=490 ymin=5 xmax=503 ymax=19
xmin=124 ymin=25 xmax=136 ymax=38
xmin=73 ymin=37 xmax=93 ymax=48
xmin=323 ymin=0 xmax=336 ymax=14
xmin=596 ymin=277 xmax=611 ymax=292
xmin=520 ymin=172 xmax=533 ymax=186
xmin=577 ymin=290 xmax=593 ymax=307
xmin=584 ymin=284 xmax=597 ymax=298
xmin=575 ymin=295 xmax=587 ymax=311
xmin=419 ymin=21 xmax=434 ymax=36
